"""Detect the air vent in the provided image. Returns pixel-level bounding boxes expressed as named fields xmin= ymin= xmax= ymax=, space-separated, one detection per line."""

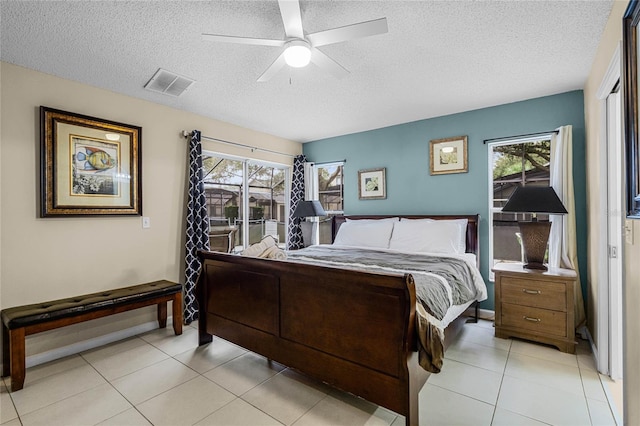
xmin=144 ymin=68 xmax=195 ymax=97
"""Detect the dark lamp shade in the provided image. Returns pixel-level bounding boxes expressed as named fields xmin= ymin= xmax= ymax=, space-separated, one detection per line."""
xmin=502 ymin=186 xmax=568 ymax=214
xmin=502 ymin=186 xmax=566 ymax=270
xmin=292 ymin=200 xmax=326 ymax=218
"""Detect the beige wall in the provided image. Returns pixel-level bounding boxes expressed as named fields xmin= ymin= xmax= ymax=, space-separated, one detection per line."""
xmin=584 ymin=0 xmax=638 ymax=422
xmin=625 ymin=219 xmax=640 ymax=422
xmin=0 ymin=62 xmax=301 ymax=356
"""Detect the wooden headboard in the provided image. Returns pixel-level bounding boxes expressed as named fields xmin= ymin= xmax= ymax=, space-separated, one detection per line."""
xmin=331 ymin=214 xmax=480 ymax=267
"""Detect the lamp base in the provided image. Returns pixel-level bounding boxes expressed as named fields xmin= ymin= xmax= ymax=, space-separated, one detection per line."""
xmin=300 ymin=221 xmax=313 ymax=247
xmin=518 ymin=221 xmax=552 ymax=271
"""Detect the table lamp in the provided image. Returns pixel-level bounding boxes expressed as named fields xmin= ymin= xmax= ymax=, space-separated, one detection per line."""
xmin=292 ymin=200 xmax=327 ymax=246
xmin=501 ymin=186 xmax=567 ymax=270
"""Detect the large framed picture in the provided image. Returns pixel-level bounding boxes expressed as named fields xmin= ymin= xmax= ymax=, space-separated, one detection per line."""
xmin=40 ymin=106 xmax=142 ymax=216
xmin=358 ymin=167 xmax=386 ymax=200
xmin=429 ymin=135 xmax=468 ymax=175
xmin=623 ymin=1 xmax=640 ymax=217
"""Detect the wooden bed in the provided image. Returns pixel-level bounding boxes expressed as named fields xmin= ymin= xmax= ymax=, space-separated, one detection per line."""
xmin=196 ymin=214 xmax=481 ymax=425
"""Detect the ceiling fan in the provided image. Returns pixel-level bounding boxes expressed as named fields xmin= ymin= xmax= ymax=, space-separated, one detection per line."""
xmin=202 ymin=0 xmax=388 ymax=82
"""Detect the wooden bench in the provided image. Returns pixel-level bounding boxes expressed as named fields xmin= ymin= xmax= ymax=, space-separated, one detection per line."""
xmin=1 ymin=280 xmax=183 ymax=391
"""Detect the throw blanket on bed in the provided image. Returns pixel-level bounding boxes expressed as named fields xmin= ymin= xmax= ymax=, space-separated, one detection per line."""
xmin=241 ymin=236 xmax=287 ymax=259
xmin=286 ymin=245 xmax=486 ymax=373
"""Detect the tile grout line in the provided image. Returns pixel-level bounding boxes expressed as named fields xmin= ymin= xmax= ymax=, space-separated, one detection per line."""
xmin=576 ymin=341 xmax=619 ymax=425
xmin=235 ymin=367 xmax=292 ymax=426
xmin=488 ymin=337 xmax=510 ymax=425
xmin=88 ymin=327 xmax=235 ymax=426
xmin=5 ymin=319 xmax=623 ymax=426
xmin=80 ymin=333 xmax=209 ymax=425
xmin=8 ymin=360 xmax=108 ymax=421
xmin=78 ymin=351 xmax=153 ymax=426
xmin=1 ymin=377 xmax=20 ymax=425
xmin=177 ymin=337 xmax=286 ymax=425
xmin=598 ymin=376 xmax=623 ymax=425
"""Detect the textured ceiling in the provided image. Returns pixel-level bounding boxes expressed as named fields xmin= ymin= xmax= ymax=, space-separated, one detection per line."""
xmin=1 ymin=0 xmax=614 ymax=142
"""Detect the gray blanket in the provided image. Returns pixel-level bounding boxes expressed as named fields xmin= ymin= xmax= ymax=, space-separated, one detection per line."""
xmin=287 ymin=245 xmax=484 ymax=373
xmin=287 ymin=245 xmax=479 ymax=320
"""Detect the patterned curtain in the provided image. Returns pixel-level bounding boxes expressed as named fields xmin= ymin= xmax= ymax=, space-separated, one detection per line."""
xmin=287 ymin=155 xmax=306 ymax=250
xmin=184 ymin=130 xmax=210 ymax=324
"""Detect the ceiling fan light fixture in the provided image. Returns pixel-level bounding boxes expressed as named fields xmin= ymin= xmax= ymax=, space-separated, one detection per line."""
xmin=284 ymin=40 xmax=311 ymax=68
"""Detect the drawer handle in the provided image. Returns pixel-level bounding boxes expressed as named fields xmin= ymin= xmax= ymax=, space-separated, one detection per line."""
xmin=523 ymin=316 xmax=541 ymax=322
xmin=522 ymin=289 xmax=541 ymax=295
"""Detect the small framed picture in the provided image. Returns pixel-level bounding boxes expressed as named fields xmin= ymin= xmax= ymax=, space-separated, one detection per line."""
xmin=40 ymin=106 xmax=142 ymax=216
xmin=429 ymin=136 xmax=468 ymax=175
xmin=358 ymin=167 xmax=386 ymax=200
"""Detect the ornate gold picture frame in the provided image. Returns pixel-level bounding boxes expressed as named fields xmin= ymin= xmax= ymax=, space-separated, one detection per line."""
xmin=40 ymin=106 xmax=142 ymax=216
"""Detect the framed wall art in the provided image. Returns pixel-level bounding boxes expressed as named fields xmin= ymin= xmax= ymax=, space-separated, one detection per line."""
xmin=358 ymin=167 xmax=386 ymax=200
xmin=40 ymin=106 xmax=142 ymax=216
xmin=624 ymin=1 xmax=640 ymax=217
xmin=429 ymin=135 xmax=468 ymax=175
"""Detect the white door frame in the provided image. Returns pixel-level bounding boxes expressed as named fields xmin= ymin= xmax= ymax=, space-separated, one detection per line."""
xmin=595 ymin=42 xmax=624 ymax=377
xmin=606 ymin=88 xmax=624 ymax=380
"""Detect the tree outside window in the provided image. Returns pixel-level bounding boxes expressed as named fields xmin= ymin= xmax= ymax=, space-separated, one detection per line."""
xmin=490 ymin=139 xmax=551 ymax=272
xmin=316 ymin=163 xmax=344 ymax=244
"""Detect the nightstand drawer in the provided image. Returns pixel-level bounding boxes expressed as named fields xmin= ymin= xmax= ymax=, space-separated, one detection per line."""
xmin=501 ymin=303 xmax=567 ymax=337
xmin=501 ymin=278 xmax=566 ymax=311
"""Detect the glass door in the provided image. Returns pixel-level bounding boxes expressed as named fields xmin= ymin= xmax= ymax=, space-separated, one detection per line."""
xmin=201 ymin=156 xmax=244 ymax=252
xmin=202 ymin=153 xmax=289 ymax=251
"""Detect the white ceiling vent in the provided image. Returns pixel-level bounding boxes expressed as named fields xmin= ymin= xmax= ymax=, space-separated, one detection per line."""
xmin=144 ymin=68 xmax=195 ymax=97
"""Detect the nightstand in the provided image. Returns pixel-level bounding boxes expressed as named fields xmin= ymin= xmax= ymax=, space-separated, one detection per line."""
xmin=493 ymin=262 xmax=577 ymax=353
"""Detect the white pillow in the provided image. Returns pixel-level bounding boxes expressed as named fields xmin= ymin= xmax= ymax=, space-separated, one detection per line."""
xmin=389 ymin=219 xmax=468 ymax=254
xmin=333 ymin=219 xmax=396 ymax=248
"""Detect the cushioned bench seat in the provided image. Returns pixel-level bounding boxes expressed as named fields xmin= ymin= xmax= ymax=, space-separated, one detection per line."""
xmin=1 ymin=280 xmax=183 ymax=391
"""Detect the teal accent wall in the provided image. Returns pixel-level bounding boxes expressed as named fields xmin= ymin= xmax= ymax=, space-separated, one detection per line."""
xmin=303 ymin=90 xmax=587 ymax=311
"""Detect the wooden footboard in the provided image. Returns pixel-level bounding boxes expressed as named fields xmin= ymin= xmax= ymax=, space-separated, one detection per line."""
xmin=196 ymin=251 xmax=429 ymax=425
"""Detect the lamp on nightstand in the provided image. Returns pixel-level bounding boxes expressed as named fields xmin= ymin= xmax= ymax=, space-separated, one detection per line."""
xmin=292 ymin=200 xmax=327 ymax=246
xmin=501 ymin=186 xmax=567 ymax=270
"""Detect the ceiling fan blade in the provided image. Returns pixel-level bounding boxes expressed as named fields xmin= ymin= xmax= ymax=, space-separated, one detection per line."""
xmin=257 ymin=52 xmax=287 ymax=82
xmin=310 ymin=48 xmax=349 ymax=79
xmin=202 ymin=33 xmax=284 ymax=47
xmin=307 ymin=17 xmax=388 ymax=47
xmin=278 ymin=0 xmax=304 ymax=39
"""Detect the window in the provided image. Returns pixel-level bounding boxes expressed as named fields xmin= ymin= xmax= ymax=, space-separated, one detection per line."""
xmin=202 ymin=153 xmax=289 ymax=251
xmin=315 ymin=162 xmax=344 ymax=244
xmin=488 ymin=137 xmax=552 ymax=277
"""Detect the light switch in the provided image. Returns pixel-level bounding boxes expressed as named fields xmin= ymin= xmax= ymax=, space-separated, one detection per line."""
xmin=626 ymin=220 xmax=634 ymax=245
xmin=142 ymin=217 xmax=151 ymax=229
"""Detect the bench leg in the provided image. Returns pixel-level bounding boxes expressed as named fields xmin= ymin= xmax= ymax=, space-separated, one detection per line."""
xmin=172 ymin=293 xmax=183 ymax=335
xmin=9 ymin=328 xmax=25 ymax=392
xmin=157 ymin=302 xmax=168 ymax=329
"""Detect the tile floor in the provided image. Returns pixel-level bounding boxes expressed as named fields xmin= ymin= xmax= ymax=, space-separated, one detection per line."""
xmin=1 ymin=319 xmax=621 ymax=426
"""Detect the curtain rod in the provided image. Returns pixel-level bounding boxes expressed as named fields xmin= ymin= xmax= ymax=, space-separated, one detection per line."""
xmin=182 ymin=130 xmax=296 ymax=158
xmin=483 ymin=130 xmax=559 ymax=144
xmin=312 ymin=159 xmax=347 ymax=166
